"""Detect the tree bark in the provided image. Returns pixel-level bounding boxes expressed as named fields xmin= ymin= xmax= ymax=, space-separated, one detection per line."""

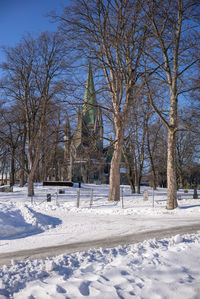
xmin=19 ymin=169 xmax=25 ymax=187
xmin=108 ymin=122 xmax=124 ymax=201
xmin=137 ymin=180 xmax=141 ymax=194
xmin=129 ymin=176 xmax=135 ymax=194
xmin=28 ymin=172 xmax=34 ymax=197
xmin=166 ymin=129 xmax=178 ymax=209
xmin=27 ymin=144 xmax=42 ymax=196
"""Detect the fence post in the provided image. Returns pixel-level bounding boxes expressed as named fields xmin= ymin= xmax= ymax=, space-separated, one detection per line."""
xmin=56 ymin=186 xmax=58 ymax=206
xmin=77 ymin=188 xmax=80 ymax=208
xmin=90 ymin=188 xmax=93 ymax=208
xmin=47 ymin=193 xmax=51 ymax=202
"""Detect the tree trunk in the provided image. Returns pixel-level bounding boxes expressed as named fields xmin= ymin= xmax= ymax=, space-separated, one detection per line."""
xmin=27 ymin=141 xmax=41 ymax=196
xmin=19 ymin=128 xmax=27 ymax=187
xmin=134 ymin=162 xmax=138 ymax=194
xmin=177 ymin=166 xmax=184 ymax=189
xmin=5 ymin=172 xmax=8 ymax=185
xmin=127 ymin=169 xmax=135 ymax=194
xmin=150 ymin=163 xmax=157 ymax=190
xmin=136 ymin=173 xmax=142 ymax=194
xmin=19 ymin=152 xmax=26 ymax=187
xmin=108 ymin=124 xmax=124 ymax=201
xmin=1 ymin=170 xmax=4 ymax=185
xmin=41 ymin=156 xmax=47 ymax=182
xmin=1 ymin=160 xmax=6 ymax=185
xmin=28 ymin=172 xmax=34 ymax=196
xmin=10 ymin=148 xmax=15 ymax=187
xmin=166 ymin=129 xmax=178 ymax=209
xmin=19 ymin=169 xmax=25 ymax=187
xmin=27 ymin=149 xmax=41 ymax=196
xmin=137 ymin=181 xmax=141 ymax=194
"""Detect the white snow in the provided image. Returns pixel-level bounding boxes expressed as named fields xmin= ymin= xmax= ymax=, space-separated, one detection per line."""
xmin=0 ymin=184 xmax=200 ymax=298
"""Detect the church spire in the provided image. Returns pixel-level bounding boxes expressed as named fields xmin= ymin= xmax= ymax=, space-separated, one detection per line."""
xmin=82 ymin=62 xmax=98 ymax=126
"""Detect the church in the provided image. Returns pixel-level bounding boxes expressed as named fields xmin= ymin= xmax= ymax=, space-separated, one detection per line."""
xmin=63 ymin=63 xmax=108 ymax=184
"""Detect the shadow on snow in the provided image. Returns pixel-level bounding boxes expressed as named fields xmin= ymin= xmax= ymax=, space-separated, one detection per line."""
xmin=0 ymin=208 xmax=62 ymax=240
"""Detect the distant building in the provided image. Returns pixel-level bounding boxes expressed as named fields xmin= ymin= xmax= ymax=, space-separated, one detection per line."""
xmin=64 ymin=63 xmax=106 ymax=183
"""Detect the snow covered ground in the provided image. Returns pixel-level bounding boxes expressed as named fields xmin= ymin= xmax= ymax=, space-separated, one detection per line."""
xmin=0 ymin=184 xmax=200 ymax=298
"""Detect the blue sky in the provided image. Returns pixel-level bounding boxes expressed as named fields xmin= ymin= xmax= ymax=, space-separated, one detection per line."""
xmin=0 ymin=0 xmax=70 ymax=61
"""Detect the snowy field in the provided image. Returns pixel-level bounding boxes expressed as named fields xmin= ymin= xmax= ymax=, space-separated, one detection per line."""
xmin=0 ymin=184 xmax=200 ymax=298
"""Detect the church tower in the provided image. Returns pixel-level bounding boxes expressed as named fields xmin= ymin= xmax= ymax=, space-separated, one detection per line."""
xmin=64 ymin=62 xmax=104 ymax=183
xmin=72 ymin=62 xmax=103 ymax=151
xmin=82 ymin=62 xmax=98 ymax=126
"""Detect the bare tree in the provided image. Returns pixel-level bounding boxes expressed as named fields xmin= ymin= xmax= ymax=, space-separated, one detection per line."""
xmin=54 ymin=0 xmax=147 ymax=201
xmin=142 ymin=0 xmax=200 ymax=209
xmin=0 ymin=105 xmax=23 ymax=186
xmin=125 ymin=104 xmax=148 ymax=193
xmin=1 ymin=32 xmax=67 ymax=196
xmin=176 ymin=129 xmax=199 ymax=189
xmin=146 ymin=115 xmax=164 ymax=190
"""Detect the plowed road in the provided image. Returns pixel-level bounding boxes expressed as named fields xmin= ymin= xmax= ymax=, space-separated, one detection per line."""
xmin=0 ymin=223 xmax=200 ymax=266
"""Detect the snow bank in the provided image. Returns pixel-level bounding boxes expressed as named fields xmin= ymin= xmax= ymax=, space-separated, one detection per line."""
xmin=0 ymin=233 xmax=199 ymax=298
xmin=0 ymin=202 xmax=61 ymax=240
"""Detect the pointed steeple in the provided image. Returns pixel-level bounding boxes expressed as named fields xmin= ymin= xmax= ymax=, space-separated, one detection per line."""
xmin=72 ymin=62 xmax=103 ymax=151
xmin=82 ymin=62 xmax=98 ymax=126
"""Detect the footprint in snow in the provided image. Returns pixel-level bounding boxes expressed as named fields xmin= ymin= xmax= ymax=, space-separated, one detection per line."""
xmin=56 ymin=285 xmax=66 ymax=294
xmin=79 ymin=281 xmax=90 ymax=296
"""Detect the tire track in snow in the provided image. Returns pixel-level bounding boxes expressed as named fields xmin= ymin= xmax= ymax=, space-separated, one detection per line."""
xmin=0 ymin=223 xmax=200 ymax=266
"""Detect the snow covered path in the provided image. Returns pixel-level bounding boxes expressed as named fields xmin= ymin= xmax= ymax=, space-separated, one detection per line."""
xmin=1 ymin=222 xmax=200 ymax=266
